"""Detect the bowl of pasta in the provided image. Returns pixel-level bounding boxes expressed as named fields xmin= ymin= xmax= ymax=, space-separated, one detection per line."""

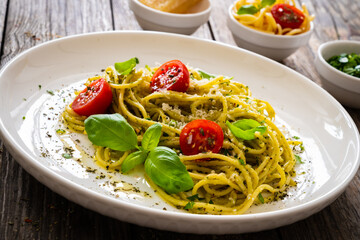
xmin=129 ymin=0 xmax=211 ymax=35
xmin=315 ymin=40 xmax=360 ymax=109
xmin=227 ymin=0 xmax=314 ymax=61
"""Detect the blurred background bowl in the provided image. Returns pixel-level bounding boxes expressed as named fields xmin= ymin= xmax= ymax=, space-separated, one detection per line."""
xmin=129 ymin=0 xmax=211 ymax=35
xmin=227 ymin=4 xmax=313 ymax=61
xmin=315 ymin=40 xmax=360 ymax=109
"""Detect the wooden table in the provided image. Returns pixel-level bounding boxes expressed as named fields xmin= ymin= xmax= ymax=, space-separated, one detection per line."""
xmin=0 ymin=0 xmax=359 ymax=239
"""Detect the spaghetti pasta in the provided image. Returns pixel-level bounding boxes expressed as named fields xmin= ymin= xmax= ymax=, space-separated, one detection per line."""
xmin=62 ymin=60 xmax=300 ymax=215
xmin=232 ymin=0 xmax=314 ymax=36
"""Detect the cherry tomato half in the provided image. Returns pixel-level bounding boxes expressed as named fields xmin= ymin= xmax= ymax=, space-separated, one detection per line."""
xmin=150 ymin=60 xmax=190 ymax=92
xmin=71 ymin=78 xmax=113 ymax=116
xmin=179 ymin=119 xmax=224 ymax=156
xmin=271 ymin=4 xmax=305 ymax=29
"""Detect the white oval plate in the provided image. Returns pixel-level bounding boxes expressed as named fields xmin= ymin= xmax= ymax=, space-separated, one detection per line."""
xmin=0 ymin=31 xmax=359 ymax=234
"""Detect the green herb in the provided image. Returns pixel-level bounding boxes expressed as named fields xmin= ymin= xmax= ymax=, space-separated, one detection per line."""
xmin=62 ymin=153 xmax=72 ymax=159
xmin=168 ymin=119 xmax=177 ymax=127
xmin=145 ymin=147 xmax=194 ymax=194
xmin=187 ymin=194 xmax=205 ymax=201
xmin=114 ymin=57 xmax=139 ymax=76
xmin=237 ymin=0 xmax=275 ymax=15
xmin=38 ymin=85 xmax=42 ymax=90
xmin=56 ymin=129 xmax=66 ymax=135
xmin=47 ymin=90 xmax=54 ymax=95
xmin=237 ymin=5 xmax=259 ymax=15
xmin=327 ymin=53 xmax=360 ymax=78
xmin=22 ymin=116 xmax=25 ymax=120
xmin=238 ymin=159 xmax=245 ymax=165
xmin=199 ymin=128 xmax=205 ymax=136
xmin=295 ymin=154 xmax=304 ymax=164
xmin=184 ymin=201 xmax=195 ymax=210
xmin=258 ymin=193 xmax=264 ymax=203
xmin=226 ymin=119 xmax=267 ymax=140
xmin=209 ymin=200 xmax=214 ymax=204
xmin=260 ymin=0 xmax=276 ymax=8
xmin=221 ymin=148 xmax=231 ymax=156
xmin=197 ymin=69 xmax=215 ymax=80
xmin=84 ymin=114 xmax=138 ymax=151
xmin=141 ymin=123 xmax=162 ymax=151
xmin=85 ymin=114 xmax=193 ymax=194
xmin=121 ymin=150 xmax=148 ymax=173
xmin=145 ymin=64 xmax=152 ymax=72
xmin=293 ymin=136 xmax=300 ymax=140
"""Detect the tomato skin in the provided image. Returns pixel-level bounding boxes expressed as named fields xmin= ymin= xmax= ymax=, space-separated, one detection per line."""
xmin=271 ymin=4 xmax=305 ymax=29
xmin=71 ymin=78 xmax=113 ymax=116
xmin=179 ymin=120 xmax=224 ymax=156
xmin=150 ymin=60 xmax=190 ymax=92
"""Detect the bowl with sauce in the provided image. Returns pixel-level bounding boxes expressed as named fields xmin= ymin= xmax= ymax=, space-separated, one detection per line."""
xmin=129 ymin=0 xmax=211 ymax=35
xmin=315 ymin=40 xmax=360 ymax=109
xmin=227 ymin=0 xmax=314 ymax=61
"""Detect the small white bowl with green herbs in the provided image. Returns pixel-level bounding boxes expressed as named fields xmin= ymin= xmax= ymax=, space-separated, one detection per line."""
xmin=315 ymin=40 xmax=360 ymax=109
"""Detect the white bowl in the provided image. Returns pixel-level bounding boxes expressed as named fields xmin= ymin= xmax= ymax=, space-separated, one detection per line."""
xmin=129 ymin=0 xmax=211 ymax=35
xmin=227 ymin=5 xmax=313 ymax=61
xmin=315 ymin=40 xmax=360 ymax=109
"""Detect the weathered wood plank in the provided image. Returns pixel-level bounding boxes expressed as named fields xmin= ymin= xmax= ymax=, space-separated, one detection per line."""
xmin=207 ymin=0 xmax=236 ymax=45
xmin=0 ymin=0 xmax=113 ymax=239
xmin=0 ymin=0 xmax=8 ymax=51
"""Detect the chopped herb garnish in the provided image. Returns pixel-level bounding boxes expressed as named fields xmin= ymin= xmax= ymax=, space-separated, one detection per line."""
xmin=47 ymin=90 xmax=54 ymax=95
xmin=293 ymin=136 xmax=300 ymax=140
xmin=258 ymin=193 xmax=264 ymax=203
xmin=62 ymin=153 xmax=72 ymax=159
xmin=22 ymin=116 xmax=25 ymax=120
xmin=221 ymin=148 xmax=231 ymax=156
xmin=327 ymin=53 xmax=360 ymax=78
xmin=187 ymin=194 xmax=204 ymax=201
xmin=209 ymin=200 xmax=214 ymax=204
xmin=238 ymin=159 xmax=245 ymax=165
xmin=199 ymin=128 xmax=205 ymax=136
xmin=184 ymin=201 xmax=195 ymax=210
xmin=295 ymin=154 xmax=304 ymax=164
xmin=56 ymin=129 xmax=66 ymax=134
xmin=38 ymin=85 xmax=42 ymax=90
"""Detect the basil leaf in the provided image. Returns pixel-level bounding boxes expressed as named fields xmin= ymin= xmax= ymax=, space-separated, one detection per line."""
xmin=233 ymin=119 xmax=261 ymax=130
xmin=226 ymin=120 xmax=267 ymax=140
xmin=237 ymin=5 xmax=259 ymax=15
xmin=142 ymin=123 xmax=162 ymax=151
xmin=121 ymin=150 xmax=148 ymax=173
xmin=197 ymin=69 xmax=215 ymax=80
xmin=85 ymin=113 xmax=138 ymax=151
xmin=260 ymin=0 xmax=275 ymax=8
xmin=114 ymin=57 xmax=139 ymax=75
xmin=145 ymin=146 xmax=194 ymax=194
